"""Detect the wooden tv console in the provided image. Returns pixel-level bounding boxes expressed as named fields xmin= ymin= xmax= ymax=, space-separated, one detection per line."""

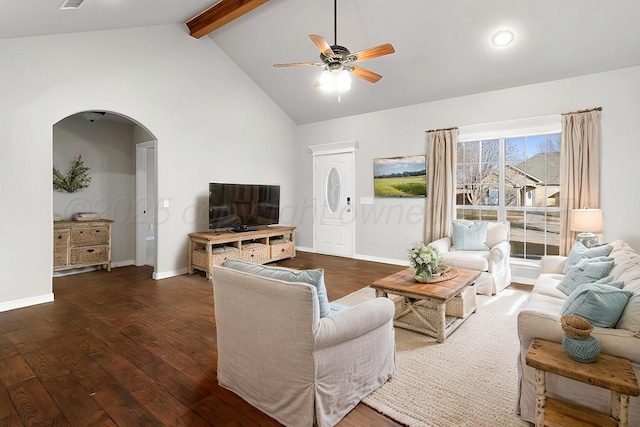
xmin=188 ymin=226 xmax=296 ymax=278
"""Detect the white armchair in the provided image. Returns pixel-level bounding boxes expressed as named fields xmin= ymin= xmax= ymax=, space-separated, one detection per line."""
xmin=211 ymin=265 xmax=396 ymax=427
xmin=428 ymin=220 xmax=512 ymax=295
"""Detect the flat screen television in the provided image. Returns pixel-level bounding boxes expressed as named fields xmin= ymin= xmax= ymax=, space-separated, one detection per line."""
xmin=208 ymin=182 xmax=280 ymax=232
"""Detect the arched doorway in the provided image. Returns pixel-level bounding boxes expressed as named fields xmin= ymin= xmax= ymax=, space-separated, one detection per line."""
xmin=52 ymin=110 xmax=158 ymax=276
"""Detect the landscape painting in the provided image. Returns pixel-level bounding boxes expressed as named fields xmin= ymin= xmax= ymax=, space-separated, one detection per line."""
xmin=373 ymin=155 xmax=427 ymax=197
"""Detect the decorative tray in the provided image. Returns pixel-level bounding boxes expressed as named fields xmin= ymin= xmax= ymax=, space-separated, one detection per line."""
xmin=419 ymin=266 xmax=459 ymax=283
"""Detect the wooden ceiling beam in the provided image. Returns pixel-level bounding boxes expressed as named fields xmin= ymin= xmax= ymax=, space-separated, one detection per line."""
xmin=186 ymin=0 xmax=269 ymax=39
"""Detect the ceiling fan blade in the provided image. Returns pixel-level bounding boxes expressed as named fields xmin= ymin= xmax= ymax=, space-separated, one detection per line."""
xmin=351 ymin=66 xmax=383 ymax=83
xmin=309 ymin=34 xmax=335 ymax=56
xmin=353 ymin=43 xmax=395 ymax=62
xmin=273 ymin=62 xmax=323 ymax=67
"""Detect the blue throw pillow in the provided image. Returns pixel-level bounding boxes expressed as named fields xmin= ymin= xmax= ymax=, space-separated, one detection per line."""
xmin=563 ymin=241 xmax=613 ymax=274
xmin=556 ymin=257 xmax=615 ymax=296
xmin=223 ymin=259 xmax=331 ymax=318
xmin=451 ymin=221 xmax=490 ymax=251
xmin=560 ymin=283 xmax=632 ymax=328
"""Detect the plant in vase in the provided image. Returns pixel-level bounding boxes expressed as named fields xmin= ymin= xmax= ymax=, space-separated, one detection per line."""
xmin=408 ymin=243 xmax=445 ymax=283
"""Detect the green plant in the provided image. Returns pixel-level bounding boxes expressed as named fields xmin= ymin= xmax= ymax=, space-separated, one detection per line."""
xmin=53 ymin=154 xmax=91 ymax=193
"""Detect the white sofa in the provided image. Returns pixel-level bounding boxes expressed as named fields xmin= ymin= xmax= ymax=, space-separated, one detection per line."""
xmin=517 ymin=240 xmax=640 ymax=424
xmin=428 ymin=220 xmax=512 ymax=295
xmin=211 ymin=264 xmax=396 ymax=427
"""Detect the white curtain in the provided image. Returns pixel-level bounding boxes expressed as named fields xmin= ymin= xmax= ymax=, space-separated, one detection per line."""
xmin=559 ymin=109 xmax=600 ymax=255
xmin=426 ymin=128 xmax=458 ymax=243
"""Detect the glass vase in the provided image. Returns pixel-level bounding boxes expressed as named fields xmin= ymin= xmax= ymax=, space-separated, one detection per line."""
xmin=414 ymin=267 xmax=432 ymax=283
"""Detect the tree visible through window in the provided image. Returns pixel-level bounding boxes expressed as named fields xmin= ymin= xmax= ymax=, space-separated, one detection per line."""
xmin=457 ymin=133 xmax=561 ymax=259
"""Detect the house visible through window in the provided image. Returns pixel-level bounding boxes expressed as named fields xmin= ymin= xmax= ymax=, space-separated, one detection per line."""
xmin=457 ymin=117 xmax=562 ymax=260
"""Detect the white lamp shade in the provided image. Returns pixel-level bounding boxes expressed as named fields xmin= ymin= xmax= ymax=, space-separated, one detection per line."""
xmin=570 ymin=209 xmax=603 ymax=233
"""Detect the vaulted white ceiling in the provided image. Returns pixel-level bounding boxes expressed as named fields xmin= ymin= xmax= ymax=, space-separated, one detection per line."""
xmin=4 ymin=0 xmax=640 ymax=124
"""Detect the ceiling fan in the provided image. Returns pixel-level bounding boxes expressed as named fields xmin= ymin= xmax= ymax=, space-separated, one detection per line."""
xmin=273 ymin=0 xmax=395 ymax=89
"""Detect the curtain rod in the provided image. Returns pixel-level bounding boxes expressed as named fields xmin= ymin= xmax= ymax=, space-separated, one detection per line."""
xmin=425 ymin=126 xmax=458 ymax=133
xmin=561 ymin=107 xmax=602 ymax=116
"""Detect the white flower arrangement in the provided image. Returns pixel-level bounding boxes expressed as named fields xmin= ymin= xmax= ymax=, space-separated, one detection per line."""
xmin=408 ymin=243 xmax=445 ymax=277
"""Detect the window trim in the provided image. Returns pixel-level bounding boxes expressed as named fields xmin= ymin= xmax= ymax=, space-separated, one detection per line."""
xmin=458 ymin=115 xmax=561 ymax=142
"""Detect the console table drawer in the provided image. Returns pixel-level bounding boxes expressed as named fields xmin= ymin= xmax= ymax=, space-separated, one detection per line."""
xmin=53 ymin=230 xmax=70 ymax=268
xmin=70 ymin=245 xmax=108 ymax=265
xmin=270 ymin=241 xmax=294 ymax=259
xmin=241 ymin=243 xmax=270 ymax=263
xmin=192 ymin=247 xmax=241 ymax=268
xmin=70 ymin=226 xmax=109 ymax=245
xmin=54 ymin=230 xmax=70 ymax=246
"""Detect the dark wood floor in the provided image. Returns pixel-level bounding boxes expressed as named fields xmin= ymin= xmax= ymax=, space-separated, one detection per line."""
xmin=0 ymin=253 xmax=410 ymax=426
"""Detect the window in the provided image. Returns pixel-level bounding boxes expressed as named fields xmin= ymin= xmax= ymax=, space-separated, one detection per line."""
xmin=457 ymin=117 xmax=561 ymax=260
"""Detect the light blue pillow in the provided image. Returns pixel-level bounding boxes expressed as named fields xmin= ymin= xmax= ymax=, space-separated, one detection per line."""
xmin=563 ymin=241 xmax=613 ymax=274
xmin=223 ymin=259 xmax=331 ymax=318
xmin=557 ymin=274 xmax=617 ymax=296
xmin=560 ymin=283 xmax=632 ymax=328
xmin=451 ymin=221 xmax=489 ymax=251
xmin=556 ymin=257 xmax=615 ymax=296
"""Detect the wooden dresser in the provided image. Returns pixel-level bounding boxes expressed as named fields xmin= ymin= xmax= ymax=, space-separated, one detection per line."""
xmin=54 ymin=219 xmax=113 ymax=272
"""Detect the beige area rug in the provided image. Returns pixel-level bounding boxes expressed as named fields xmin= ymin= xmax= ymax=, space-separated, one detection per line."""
xmin=334 ymin=287 xmax=532 ymax=427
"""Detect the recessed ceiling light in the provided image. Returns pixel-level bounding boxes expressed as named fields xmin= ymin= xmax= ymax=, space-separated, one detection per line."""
xmin=492 ymin=30 xmax=514 ymax=47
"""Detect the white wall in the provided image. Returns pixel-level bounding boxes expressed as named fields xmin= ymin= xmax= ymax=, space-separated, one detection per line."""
xmin=53 ymin=115 xmax=136 ymax=265
xmin=294 ymin=66 xmax=640 ymax=265
xmin=0 ymin=24 xmax=296 ymax=310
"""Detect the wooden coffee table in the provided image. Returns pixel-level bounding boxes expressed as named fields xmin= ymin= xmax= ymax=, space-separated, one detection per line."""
xmin=371 ymin=267 xmax=480 ymax=342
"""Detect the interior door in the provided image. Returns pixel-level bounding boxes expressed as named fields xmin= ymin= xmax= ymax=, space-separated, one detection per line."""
xmin=135 ymin=140 xmax=157 ymax=269
xmin=313 ymin=152 xmax=354 ymax=257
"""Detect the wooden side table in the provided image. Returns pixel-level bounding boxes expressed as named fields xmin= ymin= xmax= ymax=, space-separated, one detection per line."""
xmin=525 ymin=339 xmax=639 ymax=427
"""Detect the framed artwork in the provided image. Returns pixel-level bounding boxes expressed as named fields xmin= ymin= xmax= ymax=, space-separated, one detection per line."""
xmin=373 ymin=155 xmax=427 ymax=197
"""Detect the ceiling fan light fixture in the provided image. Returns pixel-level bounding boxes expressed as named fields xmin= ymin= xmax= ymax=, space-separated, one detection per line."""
xmin=81 ymin=111 xmax=106 ymax=123
xmin=319 ymin=69 xmax=351 ymax=92
xmin=492 ymin=30 xmax=514 ymax=47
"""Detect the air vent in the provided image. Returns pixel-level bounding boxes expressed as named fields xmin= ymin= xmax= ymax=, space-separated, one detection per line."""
xmin=58 ymin=0 xmax=85 ymax=10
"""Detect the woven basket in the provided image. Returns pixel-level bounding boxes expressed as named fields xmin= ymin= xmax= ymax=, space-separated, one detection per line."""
xmin=561 ymin=315 xmax=593 ymax=339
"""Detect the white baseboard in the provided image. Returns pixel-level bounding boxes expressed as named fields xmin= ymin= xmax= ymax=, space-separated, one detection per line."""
xmin=295 ymin=246 xmax=315 ymax=253
xmin=112 ymin=259 xmax=135 ymax=268
xmin=153 ymin=268 xmax=189 ymax=280
xmin=0 ymin=293 xmax=54 ymax=313
xmin=353 ymin=253 xmax=408 ymax=266
xmin=295 ymin=247 xmax=408 ymax=267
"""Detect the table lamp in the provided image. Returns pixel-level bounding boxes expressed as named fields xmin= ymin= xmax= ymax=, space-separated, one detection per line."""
xmin=570 ymin=208 xmax=603 ymax=248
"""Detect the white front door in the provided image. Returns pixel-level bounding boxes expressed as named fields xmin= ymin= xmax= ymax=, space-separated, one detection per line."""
xmin=313 ymin=151 xmax=354 ymax=257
